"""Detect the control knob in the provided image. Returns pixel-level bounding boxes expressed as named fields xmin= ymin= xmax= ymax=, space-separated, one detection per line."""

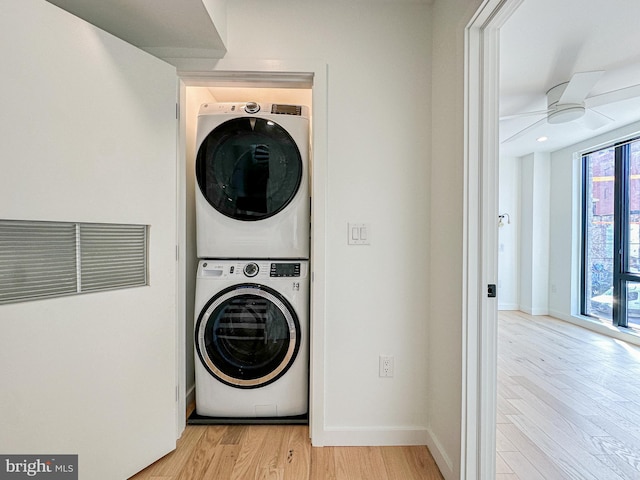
xmin=244 ymin=102 xmax=260 ymax=114
xmin=243 ymin=262 xmax=259 ymax=277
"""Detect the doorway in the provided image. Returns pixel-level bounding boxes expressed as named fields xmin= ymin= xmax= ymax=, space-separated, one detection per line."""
xmin=176 ymin=61 xmax=329 ymax=445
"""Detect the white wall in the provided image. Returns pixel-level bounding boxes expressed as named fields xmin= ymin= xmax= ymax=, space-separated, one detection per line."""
xmin=221 ymin=0 xmax=432 ymax=445
xmin=0 ymin=1 xmax=178 ymax=478
xmin=498 ymin=156 xmax=520 ymax=309
xmin=519 ymin=152 xmax=550 ymax=315
xmin=430 ymin=0 xmax=485 ymax=477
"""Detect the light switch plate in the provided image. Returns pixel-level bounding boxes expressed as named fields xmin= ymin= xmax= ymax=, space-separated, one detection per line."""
xmin=348 ymin=223 xmax=370 ymax=245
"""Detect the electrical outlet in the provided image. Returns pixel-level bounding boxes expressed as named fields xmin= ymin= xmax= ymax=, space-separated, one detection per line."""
xmin=379 ymin=355 xmax=394 ymax=377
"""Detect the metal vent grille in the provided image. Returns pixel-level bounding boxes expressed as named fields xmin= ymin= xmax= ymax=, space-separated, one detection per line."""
xmin=0 ymin=220 xmax=148 ymax=305
xmin=0 ymin=220 xmax=77 ymax=304
xmin=79 ymin=223 xmax=147 ymax=293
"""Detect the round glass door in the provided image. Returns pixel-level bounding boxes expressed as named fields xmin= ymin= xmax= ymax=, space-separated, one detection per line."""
xmin=196 ymin=117 xmax=303 ymax=221
xmin=195 ymin=284 xmax=301 ymax=388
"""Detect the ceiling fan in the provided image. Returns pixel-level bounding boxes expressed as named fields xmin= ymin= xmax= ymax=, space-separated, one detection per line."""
xmin=501 ymin=71 xmax=640 ymax=143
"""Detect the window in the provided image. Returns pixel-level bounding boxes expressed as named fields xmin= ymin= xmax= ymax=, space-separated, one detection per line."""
xmin=0 ymin=220 xmax=148 ymax=305
xmin=582 ymin=137 xmax=640 ymax=328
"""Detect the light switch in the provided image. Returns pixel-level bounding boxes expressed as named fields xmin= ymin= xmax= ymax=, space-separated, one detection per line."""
xmin=348 ymin=223 xmax=370 ymax=245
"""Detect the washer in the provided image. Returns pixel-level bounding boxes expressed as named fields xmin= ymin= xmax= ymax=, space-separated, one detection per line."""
xmin=194 ymin=259 xmax=309 ymax=418
xmin=195 ymin=102 xmax=310 ymax=259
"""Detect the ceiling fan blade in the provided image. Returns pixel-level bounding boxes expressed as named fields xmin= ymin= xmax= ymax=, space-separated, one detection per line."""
xmin=586 ymin=83 xmax=640 ymax=108
xmin=501 ymin=117 xmax=547 ymax=144
xmin=499 ymin=109 xmax=549 ymax=121
xmin=558 ymin=71 xmax=604 ymax=104
xmin=583 ymin=108 xmax=614 ymax=130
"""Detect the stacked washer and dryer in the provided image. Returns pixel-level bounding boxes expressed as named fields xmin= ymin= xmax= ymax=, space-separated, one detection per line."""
xmin=193 ymin=101 xmax=310 ymax=420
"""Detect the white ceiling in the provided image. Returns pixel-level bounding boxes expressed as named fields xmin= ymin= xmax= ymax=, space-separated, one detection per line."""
xmin=500 ymin=0 xmax=640 ymax=157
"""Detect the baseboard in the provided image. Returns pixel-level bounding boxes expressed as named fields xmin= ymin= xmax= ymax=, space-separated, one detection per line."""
xmin=548 ymin=309 xmax=640 ymax=347
xmin=425 ymin=427 xmax=455 ymax=480
xmin=321 ymin=426 xmax=429 ymax=446
xmin=498 ymin=303 xmax=519 ymax=311
xmin=520 ymin=306 xmax=549 ymax=316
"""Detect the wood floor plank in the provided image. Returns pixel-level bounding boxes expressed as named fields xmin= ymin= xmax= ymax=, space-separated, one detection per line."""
xmin=176 ymin=426 xmax=228 ymax=480
xmin=310 ymin=447 xmax=337 ymax=480
xmin=594 ymin=452 xmax=640 ymax=480
xmin=334 ymin=447 xmax=363 ymax=480
xmin=499 ymin=451 xmax=545 ymax=480
xmin=356 ymin=447 xmax=388 ymax=480
xmin=283 ymin=426 xmax=311 ymax=480
xmin=230 ymin=425 xmax=272 ymax=480
xmin=495 ymin=452 xmax=513 ymax=474
xmin=497 ymin=423 xmax=567 ymax=480
xmin=381 ymin=446 xmax=444 ymax=480
xmin=496 ymin=427 xmax=518 ymax=453
xmin=202 ymin=445 xmax=241 ymax=479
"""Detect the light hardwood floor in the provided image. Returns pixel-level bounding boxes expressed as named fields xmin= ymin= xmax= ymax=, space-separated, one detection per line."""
xmin=497 ymin=311 xmax=640 ymax=480
xmin=131 ymin=311 xmax=640 ymax=479
xmin=129 ymin=424 xmax=444 ymax=479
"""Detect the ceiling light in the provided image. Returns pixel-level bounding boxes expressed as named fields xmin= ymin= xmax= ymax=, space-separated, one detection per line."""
xmin=547 ymin=105 xmax=586 ymax=124
xmin=537 ymin=136 xmax=548 ymax=142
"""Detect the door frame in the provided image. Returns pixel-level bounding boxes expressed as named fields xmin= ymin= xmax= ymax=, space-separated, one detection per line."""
xmin=176 ymin=58 xmax=328 ymax=444
xmin=463 ymin=0 xmax=522 ymax=478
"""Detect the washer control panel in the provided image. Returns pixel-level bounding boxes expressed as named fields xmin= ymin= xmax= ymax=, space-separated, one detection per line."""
xmin=199 ymin=261 xmax=306 ymax=279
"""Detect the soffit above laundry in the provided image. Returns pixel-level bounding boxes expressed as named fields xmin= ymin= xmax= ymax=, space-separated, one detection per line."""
xmin=45 ymin=0 xmax=227 ymax=66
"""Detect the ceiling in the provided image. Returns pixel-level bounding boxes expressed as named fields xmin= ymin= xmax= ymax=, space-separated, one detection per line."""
xmin=500 ymin=0 xmax=640 ymax=157
xmin=46 ymin=0 xmax=640 ymax=158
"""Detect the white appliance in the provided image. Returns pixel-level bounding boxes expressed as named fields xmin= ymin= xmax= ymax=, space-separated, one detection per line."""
xmin=194 ymin=259 xmax=309 ymax=418
xmin=195 ymin=102 xmax=310 ymax=259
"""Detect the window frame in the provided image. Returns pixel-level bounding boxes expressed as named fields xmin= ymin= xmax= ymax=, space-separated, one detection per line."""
xmin=581 ymin=137 xmax=640 ymax=328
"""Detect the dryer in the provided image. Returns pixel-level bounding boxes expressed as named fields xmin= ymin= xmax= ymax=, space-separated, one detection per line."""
xmin=195 ymin=102 xmax=310 ymax=259
xmin=194 ymin=259 xmax=309 ymax=418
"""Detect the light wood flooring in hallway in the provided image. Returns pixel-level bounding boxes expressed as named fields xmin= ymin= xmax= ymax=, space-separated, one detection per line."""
xmin=129 ymin=424 xmax=444 ymax=480
xmin=497 ymin=311 xmax=640 ymax=479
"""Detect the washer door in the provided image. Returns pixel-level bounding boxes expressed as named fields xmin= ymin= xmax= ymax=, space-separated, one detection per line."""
xmin=195 ymin=284 xmax=301 ymax=389
xmin=196 ymin=117 xmax=303 ymax=221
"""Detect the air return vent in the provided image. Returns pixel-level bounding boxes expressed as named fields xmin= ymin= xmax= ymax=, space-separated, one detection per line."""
xmin=0 ymin=220 xmax=148 ymax=305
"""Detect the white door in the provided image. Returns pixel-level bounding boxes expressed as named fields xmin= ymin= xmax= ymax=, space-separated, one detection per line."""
xmin=0 ymin=2 xmax=178 ymax=479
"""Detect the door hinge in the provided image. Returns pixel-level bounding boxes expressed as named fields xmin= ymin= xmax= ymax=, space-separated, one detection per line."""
xmin=487 ymin=284 xmax=497 ymax=298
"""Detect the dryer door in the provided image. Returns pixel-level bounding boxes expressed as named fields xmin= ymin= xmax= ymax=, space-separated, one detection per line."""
xmin=196 ymin=117 xmax=303 ymax=221
xmin=195 ymin=284 xmax=301 ymax=388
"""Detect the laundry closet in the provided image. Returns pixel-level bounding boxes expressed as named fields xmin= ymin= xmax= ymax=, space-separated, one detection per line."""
xmin=183 ymin=84 xmax=313 ymax=422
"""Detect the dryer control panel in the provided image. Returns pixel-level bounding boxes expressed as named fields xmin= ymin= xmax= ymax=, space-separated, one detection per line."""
xmin=270 ymin=263 xmax=301 ymax=277
xmin=198 ymin=102 xmax=309 ymax=118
